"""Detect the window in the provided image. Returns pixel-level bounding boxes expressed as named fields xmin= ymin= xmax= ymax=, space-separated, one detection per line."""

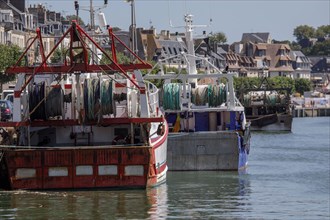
xmin=279 ymin=60 xmax=286 ymax=66
xmin=258 ymin=50 xmax=265 ymax=56
xmin=168 ymin=47 xmax=172 ymax=54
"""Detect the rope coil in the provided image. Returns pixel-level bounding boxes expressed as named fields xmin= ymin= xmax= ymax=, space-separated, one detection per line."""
xmin=29 ymin=82 xmax=64 ymax=120
xmin=84 ymin=78 xmax=118 ymax=121
xmin=163 ymin=83 xmax=227 ymax=110
xmin=163 ymin=83 xmax=180 ymax=110
xmin=191 ymin=84 xmax=226 ymax=107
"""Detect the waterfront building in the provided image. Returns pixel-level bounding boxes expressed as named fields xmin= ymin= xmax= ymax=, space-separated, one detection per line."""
xmin=289 ymin=50 xmax=312 ymax=79
xmin=241 ymin=32 xmax=272 ymax=44
xmin=309 ymin=56 xmax=330 ymax=93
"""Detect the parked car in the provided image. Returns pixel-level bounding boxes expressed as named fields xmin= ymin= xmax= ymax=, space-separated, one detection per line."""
xmin=1 ymin=89 xmax=14 ymax=100
xmin=0 ymin=100 xmax=13 ymax=121
xmin=5 ymin=93 xmax=13 ymax=103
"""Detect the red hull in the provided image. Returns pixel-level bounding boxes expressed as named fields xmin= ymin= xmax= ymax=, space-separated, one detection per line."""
xmin=0 ymin=21 xmax=168 ymax=191
xmin=0 ymin=146 xmax=161 ymax=190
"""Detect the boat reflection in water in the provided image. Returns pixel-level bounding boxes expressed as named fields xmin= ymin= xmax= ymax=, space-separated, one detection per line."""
xmin=165 ymin=172 xmax=251 ymax=218
xmin=0 ymin=186 xmax=168 ymax=219
xmin=147 ymin=183 xmax=169 ymax=219
xmin=0 ymin=172 xmax=251 ymax=219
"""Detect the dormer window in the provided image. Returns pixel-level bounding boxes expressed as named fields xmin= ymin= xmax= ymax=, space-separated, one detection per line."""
xmin=162 ymin=47 xmax=166 ymax=54
xmin=279 ymin=60 xmax=286 ymax=66
xmin=256 ymin=44 xmax=267 ymax=56
xmin=258 ymin=49 xmax=265 ymax=56
xmin=168 ymin=47 xmax=172 ymax=55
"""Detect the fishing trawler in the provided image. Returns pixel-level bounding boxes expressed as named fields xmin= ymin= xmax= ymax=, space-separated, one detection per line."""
xmin=144 ymin=14 xmax=250 ymax=171
xmin=240 ymin=77 xmax=293 ymax=131
xmin=0 ymin=21 xmax=168 ymax=190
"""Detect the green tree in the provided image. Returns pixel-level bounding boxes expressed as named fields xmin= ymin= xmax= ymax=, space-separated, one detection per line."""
xmin=234 ymin=77 xmax=261 ymax=97
xmin=209 ymin=32 xmax=227 ymax=45
xmin=234 ymin=77 xmax=261 ymax=90
xmin=268 ymin=76 xmax=294 ymax=93
xmin=100 ymin=50 xmax=130 ymax=65
xmin=293 ymin=25 xmax=315 ymax=42
xmin=234 ymin=76 xmax=297 ymax=96
xmin=0 ymin=44 xmax=22 ymax=91
xmin=289 ymin=41 xmax=302 ymax=51
xmin=65 ymin=15 xmax=85 ymax=26
xmin=309 ymin=39 xmax=330 ymax=56
xmin=301 ymin=47 xmax=312 ymax=56
xmin=294 ymin=78 xmax=312 ymax=95
xmin=51 ymin=47 xmax=67 ymax=63
xmin=315 ymin=25 xmax=330 ymax=38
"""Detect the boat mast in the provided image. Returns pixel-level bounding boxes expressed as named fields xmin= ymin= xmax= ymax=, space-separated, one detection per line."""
xmin=75 ymin=0 xmax=108 ymax=64
xmin=126 ymin=0 xmax=138 ymax=58
xmin=184 ymin=15 xmax=198 ymax=76
xmin=184 ymin=14 xmax=207 ymax=86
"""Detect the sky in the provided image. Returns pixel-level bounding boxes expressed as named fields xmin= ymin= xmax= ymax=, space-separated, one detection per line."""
xmin=26 ymin=0 xmax=330 ymax=43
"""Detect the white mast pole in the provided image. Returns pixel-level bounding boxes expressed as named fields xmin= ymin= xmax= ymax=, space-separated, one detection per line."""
xmin=184 ymin=14 xmax=198 ymax=85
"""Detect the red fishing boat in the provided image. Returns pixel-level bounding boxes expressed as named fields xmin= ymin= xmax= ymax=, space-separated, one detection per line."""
xmin=0 ymin=21 xmax=168 ymax=190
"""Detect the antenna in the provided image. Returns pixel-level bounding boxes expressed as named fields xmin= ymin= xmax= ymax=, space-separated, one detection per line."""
xmin=209 ymin=0 xmax=213 ymax=31
xmin=169 ymin=19 xmax=173 ymax=27
xmin=167 ymin=0 xmax=171 ymax=28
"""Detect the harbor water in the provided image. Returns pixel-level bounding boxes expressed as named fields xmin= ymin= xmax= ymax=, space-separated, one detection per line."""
xmin=0 ymin=117 xmax=329 ymax=219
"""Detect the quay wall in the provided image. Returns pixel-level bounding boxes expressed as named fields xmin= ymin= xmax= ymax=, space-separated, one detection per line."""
xmin=292 ymin=107 xmax=330 ymax=117
xmin=291 ymin=95 xmax=330 ymax=117
xmin=167 ymin=131 xmax=239 ymax=171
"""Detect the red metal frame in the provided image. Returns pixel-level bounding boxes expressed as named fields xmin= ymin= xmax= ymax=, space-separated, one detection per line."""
xmin=6 ymin=21 xmax=152 ymax=96
xmin=1 ymin=21 xmax=161 ymax=129
xmin=0 ymin=117 xmax=164 ymax=128
xmin=37 ymin=28 xmax=47 ymax=66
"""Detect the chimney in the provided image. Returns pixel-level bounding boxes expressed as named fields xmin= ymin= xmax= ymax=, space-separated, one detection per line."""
xmin=166 ymin=30 xmax=170 ymax=40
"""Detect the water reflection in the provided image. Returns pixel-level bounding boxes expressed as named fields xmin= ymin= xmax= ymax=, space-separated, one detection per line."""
xmin=0 ymin=172 xmax=250 ymax=219
xmin=0 ymin=187 xmax=164 ymax=220
xmin=1 ymin=118 xmax=329 ymax=219
xmin=146 ymin=183 xmax=169 ymax=219
xmin=165 ymin=171 xmax=251 ymax=219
